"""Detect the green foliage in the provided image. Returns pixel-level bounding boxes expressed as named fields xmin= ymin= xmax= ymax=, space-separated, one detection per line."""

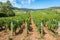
xmin=46 ymin=19 xmax=58 ymax=30
xmin=0 ymin=6 xmax=60 ymax=36
xmin=0 ymin=1 xmax=15 ymax=17
xmin=31 ymin=10 xmax=60 ymax=33
xmin=0 ymin=19 xmax=4 ymax=26
xmin=0 ymin=12 xmax=30 ymax=33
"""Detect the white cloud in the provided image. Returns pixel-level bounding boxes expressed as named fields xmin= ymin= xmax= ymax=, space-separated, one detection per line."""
xmin=13 ymin=3 xmax=21 ymax=8
xmin=0 ymin=0 xmax=35 ymax=8
xmin=27 ymin=0 xmax=35 ymax=4
xmin=10 ymin=0 xmax=22 ymax=8
xmin=21 ymin=1 xmax=24 ymax=4
xmin=32 ymin=0 xmax=35 ymax=2
xmin=0 ymin=0 xmax=21 ymax=8
xmin=28 ymin=0 xmax=35 ymax=3
xmin=0 ymin=0 xmax=7 ymax=2
xmin=0 ymin=0 xmax=35 ymax=4
xmin=28 ymin=0 xmax=31 ymax=4
xmin=20 ymin=0 xmax=35 ymax=5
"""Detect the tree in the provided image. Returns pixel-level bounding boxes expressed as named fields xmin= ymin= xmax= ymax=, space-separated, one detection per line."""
xmin=0 ymin=1 xmax=15 ymax=17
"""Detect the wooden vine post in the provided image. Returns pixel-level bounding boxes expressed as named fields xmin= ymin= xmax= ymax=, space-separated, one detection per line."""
xmin=8 ymin=22 xmax=14 ymax=40
xmin=25 ymin=22 xmax=28 ymax=37
xmin=57 ymin=22 xmax=60 ymax=35
xmin=41 ymin=22 xmax=43 ymax=38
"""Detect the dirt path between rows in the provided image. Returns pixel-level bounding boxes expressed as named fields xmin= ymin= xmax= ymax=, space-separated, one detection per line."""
xmin=0 ymin=23 xmax=27 ymax=40
xmin=0 ymin=30 xmax=10 ymax=40
xmin=42 ymin=27 xmax=57 ymax=40
xmin=13 ymin=23 xmax=27 ymax=40
xmin=25 ymin=19 xmax=41 ymax=40
xmin=0 ymin=19 xmax=60 ymax=40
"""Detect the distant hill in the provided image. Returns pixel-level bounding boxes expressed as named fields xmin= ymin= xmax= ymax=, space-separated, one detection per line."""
xmin=12 ymin=7 xmax=38 ymax=11
xmin=49 ymin=7 xmax=60 ymax=9
xmin=12 ymin=6 xmax=60 ymax=11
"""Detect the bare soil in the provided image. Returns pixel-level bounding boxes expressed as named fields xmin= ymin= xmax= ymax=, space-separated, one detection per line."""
xmin=0 ymin=20 xmax=60 ymax=40
xmin=25 ymin=19 xmax=41 ymax=40
xmin=42 ymin=27 xmax=57 ymax=40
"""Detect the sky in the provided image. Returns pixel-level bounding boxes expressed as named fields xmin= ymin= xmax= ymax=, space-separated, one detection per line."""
xmin=0 ymin=0 xmax=60 ymax=9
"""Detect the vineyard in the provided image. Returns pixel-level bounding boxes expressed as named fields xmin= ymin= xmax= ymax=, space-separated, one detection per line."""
xmin=0 ymin=8 xmax=60 ymax=40
xmin=0 ymin=1 xmax=60 ymax=40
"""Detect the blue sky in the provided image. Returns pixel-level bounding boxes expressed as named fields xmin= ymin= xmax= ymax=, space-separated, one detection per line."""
xmin=0 ymin=0 xmax=60 ymax=9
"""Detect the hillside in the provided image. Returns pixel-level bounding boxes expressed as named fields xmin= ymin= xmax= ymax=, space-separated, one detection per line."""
xmin=0 ymin=1 xmax=60 ymax=40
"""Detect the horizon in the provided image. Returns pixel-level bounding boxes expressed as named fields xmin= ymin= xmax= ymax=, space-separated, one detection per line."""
xmin=0 ymin=0 xmax=60 ymax=9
